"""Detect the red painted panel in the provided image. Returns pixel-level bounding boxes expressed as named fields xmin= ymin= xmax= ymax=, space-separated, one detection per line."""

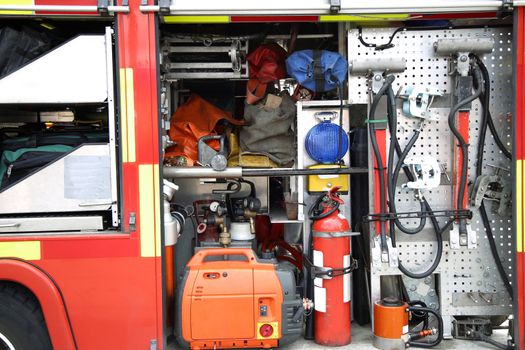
xmin=373 ymin=129 xmax=387 ymax=235
xmin=517 ymin=252 xmax=525 ymax=350
xmin=118 ymin=1 xmax=160 ymax=165
xmin=35 ymin=0 xmax=98 ymax=15
xmin=36 ymin=257 xmax=159 ymax=350
xmin=121 ymin=162 xmax=140 ymax=234
xmin=231 ymin=15 xmax=318 ymax=23
xmin=41 ymin=235 xmax=139 ymax=260
xmin=516 ymin=8 xmax=524 ymax=161
xmin=516 ymin=9 xmax=525 ymax=350
xmin=457 ymin=111 xmax=470 ymax=210
xmin=117 ymin=1 xmax=164 ymax=348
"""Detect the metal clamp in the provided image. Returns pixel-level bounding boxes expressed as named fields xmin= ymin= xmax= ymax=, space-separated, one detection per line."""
xmin=311 ymin=258 xmax=358 ymax=280
xmin=400 ymin=86 xmax=443 ymax=120
xmin=450 ymin=222 xmax=476 ymax=249
xmin=403 ymin=156 xmax=441 ymax=190
xmin=97 ymin=0 xmax=110 ymax=15
xmin=329 ymin=0 xmax=341 ymax=13
xmin=471 ymin=165 xmax=511 ymax=216
xmin=159 ymin=0 xmax=170 ymax=14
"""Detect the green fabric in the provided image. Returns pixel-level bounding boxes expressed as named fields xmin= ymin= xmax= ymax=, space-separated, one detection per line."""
xmin=0 ymin=144 xmax=73 ymax=183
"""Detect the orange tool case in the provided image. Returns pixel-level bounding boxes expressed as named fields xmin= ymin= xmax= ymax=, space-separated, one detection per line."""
xmin=176 ymin=248 xmax=302 ymax=350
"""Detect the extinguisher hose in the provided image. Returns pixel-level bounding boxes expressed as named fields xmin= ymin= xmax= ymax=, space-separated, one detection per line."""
xmin=407 ymin=306 xmax=443 ymax=348
xmin=308 ymin=192 xmax=340 ymax=221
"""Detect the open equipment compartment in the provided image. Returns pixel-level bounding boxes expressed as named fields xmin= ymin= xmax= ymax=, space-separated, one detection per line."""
xmin=0 ymin=22 xmax=119 ymax=233
xmin=157 ymin=11 xmax=516 ymax=350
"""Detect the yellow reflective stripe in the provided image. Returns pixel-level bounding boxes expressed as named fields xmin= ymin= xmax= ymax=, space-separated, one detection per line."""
xmin=0 ymin=241 xmax=40 ymax=260
xmin=139 ymin=164 xmax=160 ymax=257
xmin=119 ymin=68 xmax=136 ymax=163
xmin=162 ymin=15 xmax=230 ymax=24
xmin=320 ymin=14 xmax=409 ymax=22
xmin=517 ymin=160 xmax=523 ymax=253
xmin=0 ymin=0 xmax=33 ymax=15
xmin=153 ymin=164 xmax=161 ymax=256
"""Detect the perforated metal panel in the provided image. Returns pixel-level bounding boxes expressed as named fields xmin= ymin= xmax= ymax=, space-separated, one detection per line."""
xmin=348 ymin=27 xmax=513 ymax=320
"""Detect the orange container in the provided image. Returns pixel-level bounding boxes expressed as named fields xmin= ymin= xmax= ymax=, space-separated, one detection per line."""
xmin=177 ymin=248 xmax=301 ymax=350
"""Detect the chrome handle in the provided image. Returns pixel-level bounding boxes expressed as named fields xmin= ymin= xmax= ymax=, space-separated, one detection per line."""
xmin=0 ymin=223 xmax=21 ymax=228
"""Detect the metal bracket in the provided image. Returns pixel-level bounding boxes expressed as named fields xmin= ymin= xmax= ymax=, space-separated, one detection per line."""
xmin=455 ymin=52 xmax=471 ymax=77
xmin=400 ymin=86 xmax=443 ymax=120
xmin=471 ymin=165 xmax=511 ymax=216
xmin=403 ymin=156 xmax=441 ymax=190
xmin=129 ymin=212 xmax=136 ymax=232
xmin=371 ymin=71 xmax=385 ymax=94
xmin=372 ymin=235 xmax=399 ymax=267
xmin=159 ymin=0 xmax=171 ymax=14
xmin=97 ymin=0 xmax=110 ymax=15
xmin=329 ymin=0 xmax=341 ymax=13
xmin=497 ymin=0 xmax=514 ymax=17
xmin=450 ymin=222 xmax=476 ymax=249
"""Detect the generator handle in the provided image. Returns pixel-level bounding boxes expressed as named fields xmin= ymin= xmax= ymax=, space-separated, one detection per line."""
xmin=188 ymin=248 xmax=257 ymax=266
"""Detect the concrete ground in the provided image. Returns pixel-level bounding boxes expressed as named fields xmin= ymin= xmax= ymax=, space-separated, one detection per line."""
xmin=168 ymin=323 xmax=511 ymax=349
xmin=284 ymin=324 xmax=510 ymax=350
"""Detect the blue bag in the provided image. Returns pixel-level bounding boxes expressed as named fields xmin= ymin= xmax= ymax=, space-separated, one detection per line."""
xmin=285 ymin=50 xmax=348 ymax=92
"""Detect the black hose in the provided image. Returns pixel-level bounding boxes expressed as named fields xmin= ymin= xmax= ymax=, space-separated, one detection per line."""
xmin=389 ymin=128 xmax=427 ymax=234
xmin=369 ymin=75 xmax=396 ymax=253
xmin=308 ymin=192 xmax=340 ymax=221
xmin=480 ymin=203 xmax=513 ymax=298
xmin=472 ymin=55 xmax=511 ymax=160
xmin=408 ymin=300 xmax=429 ymax=330
xmin=383 ymin=80 xmax=442 ymax=279
xmin=447 ymin=66 xmax=483 ymax=235
xmin=471 ymin=331 xmax=514 ymax=350
xmin=471 ymin=56 xmax=514 ymax=300
xmin=408 ymin=306 xmax=443 ymax=348
xmin=448 ymin=68 xmax=483 ymax=210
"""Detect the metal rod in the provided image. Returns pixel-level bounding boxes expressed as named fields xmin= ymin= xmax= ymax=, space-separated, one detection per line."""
xmin=0 ymin=5 xmax=129 ymax=13
xmin=164 ymin=167 xmax=243 ymax=178
xmin=140 ymin=1 xmax=502 ymax=14
xmin=163 ymin=166 xmax=368 ymax=179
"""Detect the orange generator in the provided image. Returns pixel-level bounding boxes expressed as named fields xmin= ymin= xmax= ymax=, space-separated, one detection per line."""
xmin=176 ymin=248 xmax=302 ymax=350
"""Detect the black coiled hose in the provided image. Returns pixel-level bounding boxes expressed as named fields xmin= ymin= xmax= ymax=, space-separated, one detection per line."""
xmin=369 ymin=75 xmax=444 ymax=278
xmin=408 ymin=306 xmax=443 ymax=348
xmin=472 ymin=55 xmax=513 ymax=299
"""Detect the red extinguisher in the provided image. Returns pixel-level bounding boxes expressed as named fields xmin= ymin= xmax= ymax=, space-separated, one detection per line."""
xmin=309 ymin=187 xmax=354 ymax=346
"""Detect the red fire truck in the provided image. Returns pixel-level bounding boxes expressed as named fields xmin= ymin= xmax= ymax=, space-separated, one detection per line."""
xmin=0 ymin=1 xmax=523 ymax=350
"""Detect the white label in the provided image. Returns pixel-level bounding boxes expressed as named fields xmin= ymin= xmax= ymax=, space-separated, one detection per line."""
xmin=314 ymin=286 xmax=327 ymax=312
xmin=402 ymin=325 xmax=409 ymax=335
xmin=313 ymin=250 xmax=324 ymax=288
xmin=64 ymin=155 xmax=111 ymax=199
xmin=318 ymin=174 xmax=338 ymax=179
xmin=343 ymin=255 xmax=351 ymax=303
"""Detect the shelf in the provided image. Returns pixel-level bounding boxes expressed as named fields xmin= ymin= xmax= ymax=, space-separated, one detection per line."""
xmin=0 ymin=34 xmax=110 ymax=104
xmin=269 ymin=206 xmax=303 ymax=224
xmin=299 ymin=100 xmax=350 ymax=108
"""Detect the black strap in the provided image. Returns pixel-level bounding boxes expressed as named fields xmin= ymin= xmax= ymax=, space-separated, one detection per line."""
xmin=313 ymin=50 xmax=324 ymax=93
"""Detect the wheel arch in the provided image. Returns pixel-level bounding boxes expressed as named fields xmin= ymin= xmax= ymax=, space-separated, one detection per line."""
xmin=0 ymin=258 xmax=77 ymax=350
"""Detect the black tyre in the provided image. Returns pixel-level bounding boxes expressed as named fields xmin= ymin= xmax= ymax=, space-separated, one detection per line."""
xmin=0 ymin=283 xmax=52 ymax=350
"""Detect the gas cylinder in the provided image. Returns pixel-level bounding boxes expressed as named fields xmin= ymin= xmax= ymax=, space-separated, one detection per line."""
xmin=311 ymin=187 xmax=352 ymax=346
